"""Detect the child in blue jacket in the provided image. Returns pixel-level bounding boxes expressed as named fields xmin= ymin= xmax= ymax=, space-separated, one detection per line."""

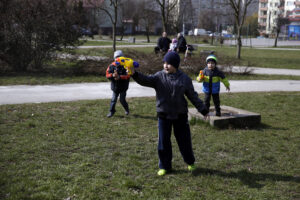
xmin=197 ymin=54 xmax=230 ymax=116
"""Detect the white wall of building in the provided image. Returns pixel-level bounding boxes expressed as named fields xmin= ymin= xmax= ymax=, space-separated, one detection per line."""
xmin=285 ymin=0 xmax=296 ymax=16
xmin=266 ymin=0 xmax=281 ymax=34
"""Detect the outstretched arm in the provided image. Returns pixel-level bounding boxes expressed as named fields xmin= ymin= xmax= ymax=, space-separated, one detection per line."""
xmin=185 ymin=78 xmax=209 ymax=117
xmin=131 ymin=68 xmax=157 ymax=88
xmin=221 ymin=77 xmax=230 ymax=92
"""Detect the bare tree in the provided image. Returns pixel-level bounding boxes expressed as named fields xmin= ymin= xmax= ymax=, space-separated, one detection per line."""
xmin=226 ymin=0 xmax=256 ymax=59
xmin=138 ymin=0 xmax=158 ymax=42
xmin=198 ymin=10 xmax=216 ymax=31
xmin=173 ymin=0 xmax=194 ymax=34
xmin=90 ymin=0 xmax=121 ymax=51
xmin=154 ymin=0 xmax=178 ymax=33
xmin=103 ymin=0 xmax=121 ymax=51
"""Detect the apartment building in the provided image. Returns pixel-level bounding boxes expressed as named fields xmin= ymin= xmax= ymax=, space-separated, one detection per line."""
xmin=287 ymin=0 xmax=300 ymax=38
xmin=258 ymin=0 xmax=300 ymax=36
xmin=189 ymin=0 xmax=233 ymax=31
xmin=258 ymin=0 xmax=283 ymax=35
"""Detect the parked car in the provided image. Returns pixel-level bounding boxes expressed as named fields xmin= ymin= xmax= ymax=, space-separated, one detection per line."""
xmin=80 ymin=27 xmax=94 ymax=38
xmin=72 ymin=25 xmax=94 ymax=38
xmin=194 ymin=28 xmax=207 ymax=36
xmin=222 ymin=34 xmax=233 ymax=38
xmin=209 ymin=32 xmax=220 ymax=37
xmin=180 ymin=30 xmax=188 ymax=35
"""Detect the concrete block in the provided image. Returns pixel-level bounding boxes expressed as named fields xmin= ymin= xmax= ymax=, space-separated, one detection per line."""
xmin=128 ymin=37 xmax=135 ymax=43
xmin=188 ymin=105 xmax=261 ymax=128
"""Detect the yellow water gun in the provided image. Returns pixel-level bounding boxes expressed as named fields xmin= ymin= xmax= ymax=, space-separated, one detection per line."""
xmin=115 ymin=57 xmax=139 ymax=75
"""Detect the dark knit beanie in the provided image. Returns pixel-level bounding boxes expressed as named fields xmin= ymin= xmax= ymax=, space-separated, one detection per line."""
xmin=163 ymin=51 xmax=180 ymax=68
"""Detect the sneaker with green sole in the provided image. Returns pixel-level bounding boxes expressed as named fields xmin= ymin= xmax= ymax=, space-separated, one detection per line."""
xmin=188 ymin=164 xmax=196 ymax=171
xmin=157 ymin=169 xmax=167 ymax=176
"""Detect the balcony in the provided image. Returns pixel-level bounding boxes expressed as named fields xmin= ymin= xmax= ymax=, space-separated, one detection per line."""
xmin=289 ymin=14 xmax=300 ymax=21
xmin=259 ymin=0 xmax=268 ymax=3
xmin=259 ymin=22 xmax=267 ymax=27
xmin=259 ymin=15 xmax=267 ymax=19
xmin=260 ymin=7 xmax=268 ymax=11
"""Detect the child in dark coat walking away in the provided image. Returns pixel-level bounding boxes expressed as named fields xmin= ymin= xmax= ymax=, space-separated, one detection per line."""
xmin=131 ymin=51 xmax=209 ymax=176
xmin=196 ymin=54 xmax=230 ymax=116
xmin=106 ymin=50 xmax=130 ymax=118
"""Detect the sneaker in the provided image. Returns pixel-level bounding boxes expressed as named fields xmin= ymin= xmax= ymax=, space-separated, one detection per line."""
xmin=216 ymin=112 xmax=221 ymax=117
xmin=187 ymin=164 xmax=196 ymax=171
xmin=107 ymin=112 xmax=115 ymax=118
xmin=125 ymin=110 xmax=129 ymax=115
xmin=157 ymin=169 xmax=167 ymax=176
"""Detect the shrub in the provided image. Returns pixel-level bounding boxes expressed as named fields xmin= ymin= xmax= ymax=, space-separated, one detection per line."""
xmin=0 ymin=0 xmax=85 ymax=72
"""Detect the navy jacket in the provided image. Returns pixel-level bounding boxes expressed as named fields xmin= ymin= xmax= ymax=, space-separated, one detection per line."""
xmin=176 ymin=36 xmax=187 ymax=52
xmin=132 ymin=70 xmax=208 ymax=119
xmin=106 ymin=62 xmax=130 ymax=93
xmin=157 ymin=37 xmax=171 ymax=52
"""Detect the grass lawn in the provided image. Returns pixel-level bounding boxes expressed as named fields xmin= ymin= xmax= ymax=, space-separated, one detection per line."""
xmin=1 ymin=92 xmax=299 ymax=199
xmin=92 ymin=35 xmax=160 ymax=43
xmin=0 ymin=74 xmax=107 ymax=85
xmin=1 ymin=72 xmax=300 ymax=86
xmin=75 ymin=46 xmax=300 ymax=69
xmin=195 ymin=46 xmax=300 ymax=69
xmin=81 ymin=40 xmax=155 ymax=46
xmin=1 ymin=46 xmax=300 ymax=86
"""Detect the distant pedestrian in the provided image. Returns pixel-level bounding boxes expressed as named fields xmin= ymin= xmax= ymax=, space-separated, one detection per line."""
xmin=196 ymin=54 xmax=230 ymax=116
xmin=176 ymin=33 xmax=187 ymax=53
xmin=106 ymin=50 xmax=130 ymax=118
xmin=131 ymin=51 xmax=209 ymax=176
xmin=155 ymin=32 xmax=171 ymax=54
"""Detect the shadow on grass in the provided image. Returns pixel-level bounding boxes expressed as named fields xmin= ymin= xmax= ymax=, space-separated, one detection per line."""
xmin=192 ymin=168 xmax=300 ymax=188
xmin=255 ymin=123 xmax=288 ymax=131
xmin=209 ymin=122 xmax=289 ymax=131
xmin=113 ymin=114 xmax=157 ymax=121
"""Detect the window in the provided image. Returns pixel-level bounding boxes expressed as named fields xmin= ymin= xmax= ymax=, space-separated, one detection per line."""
xmin=261 ymin=3 xmax=267 ymax=8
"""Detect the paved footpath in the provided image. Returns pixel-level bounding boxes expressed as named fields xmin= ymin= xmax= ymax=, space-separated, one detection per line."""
xmin=221 ymin=66 xmax=300 ymax=76
xmin=1 ymin=80 xmax=300 ymax=105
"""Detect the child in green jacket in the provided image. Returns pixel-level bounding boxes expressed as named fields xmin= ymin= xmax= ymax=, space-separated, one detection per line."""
xmin=197 ymin=54 xmax=230 ymax=116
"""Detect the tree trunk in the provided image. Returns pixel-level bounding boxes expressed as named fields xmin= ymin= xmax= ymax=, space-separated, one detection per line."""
xmin=274 ymin=30 xmax=279 ymax=47
xmin=112 ymin=23 xmax=116 ymax=51
xmin=146 ymin=27 xmax=150 ymax=43
xmin=113 ymin=1 xmax=118 ymax=52
xmin=160 ymin=2 xmax=167 ymax=32
xmin=162 ymin=17 xmax=167 ymax=32
xmin=120 ymin=25 xmax=124 ymax=41
xmin=236 ymin=27 xmax=242 ymax=59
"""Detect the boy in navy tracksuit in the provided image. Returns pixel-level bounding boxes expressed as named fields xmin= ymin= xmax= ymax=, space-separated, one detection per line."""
xmin=197 ymin=54 xmax=230 ymax=116
xmin=106 ymin=50 xmax=130 ymax=118
xmin=131 ymin=52 xmax=209 ymax=176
